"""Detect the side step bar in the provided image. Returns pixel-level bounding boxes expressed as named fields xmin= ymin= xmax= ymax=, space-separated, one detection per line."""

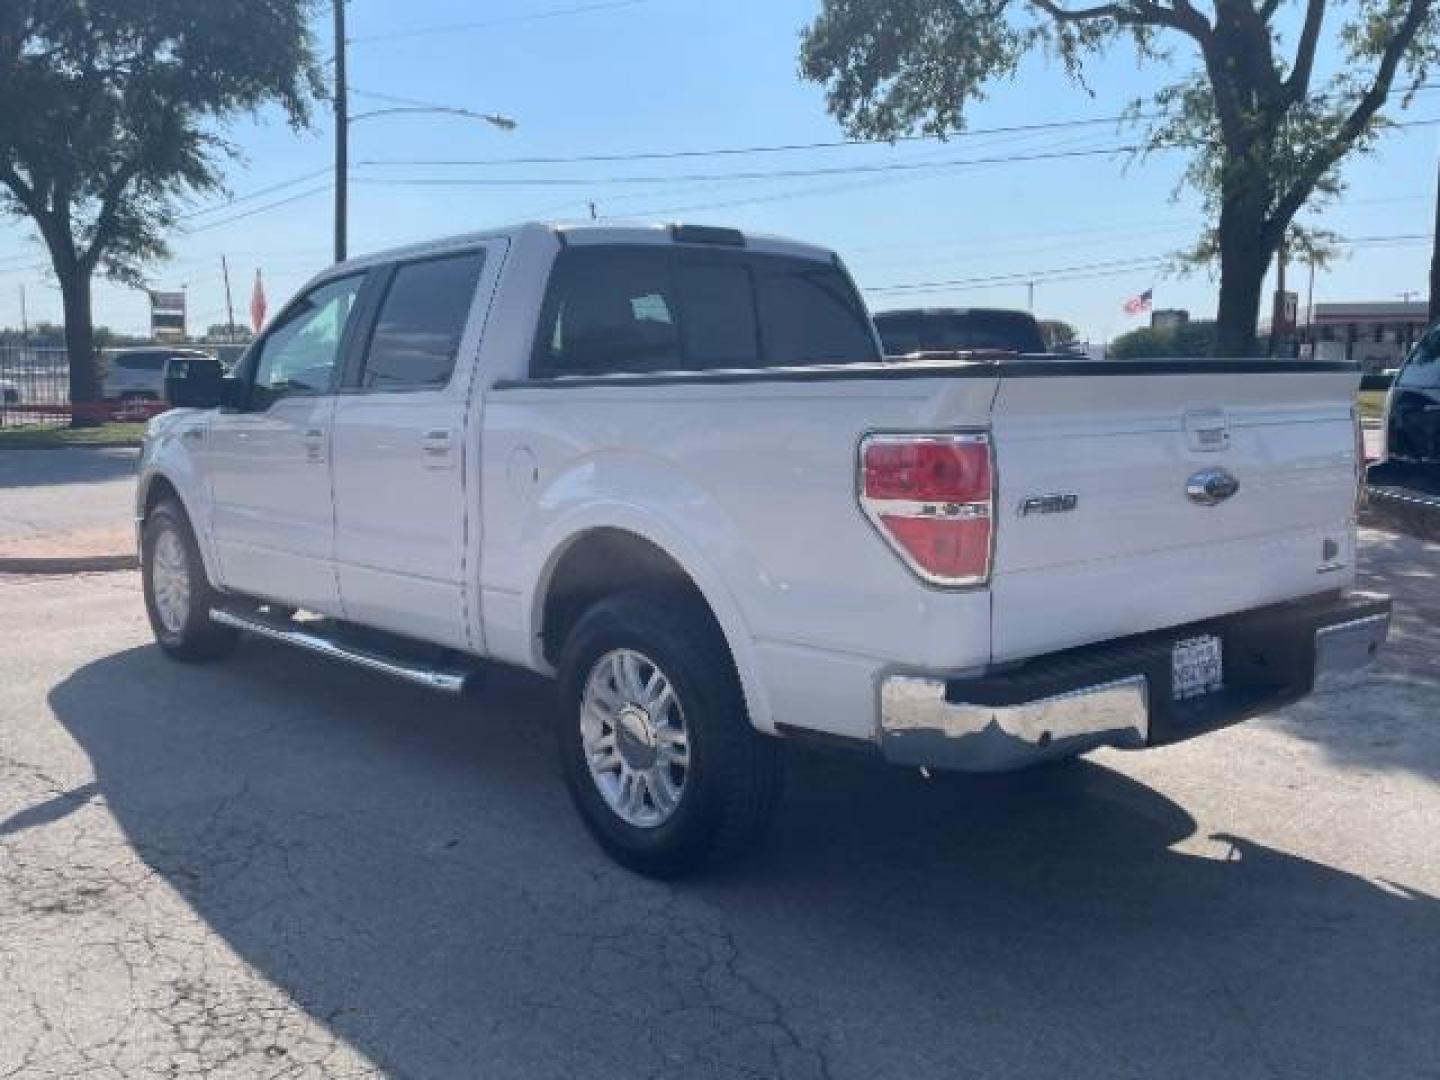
xmin=211 ymin=608 xmax=478 ymax=695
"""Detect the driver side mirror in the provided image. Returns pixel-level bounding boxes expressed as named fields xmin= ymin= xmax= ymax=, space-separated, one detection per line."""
xmin=163 ymin=354 xmax=225 ymax=409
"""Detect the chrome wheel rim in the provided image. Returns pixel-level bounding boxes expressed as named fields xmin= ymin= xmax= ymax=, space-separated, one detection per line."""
xmin=581 ymin=648 xmax=690 ymax=829
xmin=151 ymin=527 xmax=191 ymax=636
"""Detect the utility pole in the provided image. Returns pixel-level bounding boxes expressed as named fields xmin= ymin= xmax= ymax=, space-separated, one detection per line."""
xmin=1026 ymin=280 xmax=1035 ymax=312
xmin=589 ymin=201 xmax=598 ymax=221
xmin=221 ymin=256 xmax=237 ymax=343
xmin=333 ymin=0 xmax=348 ymax=265
xmin=18 ymin=284 xmax=28 ymax=343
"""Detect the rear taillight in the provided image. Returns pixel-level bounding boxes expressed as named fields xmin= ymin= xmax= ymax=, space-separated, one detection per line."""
xmin=1352 ymin=405 xmax=1367 ymax=515
xmin=859 ymin=432 xmax=994 ymax=585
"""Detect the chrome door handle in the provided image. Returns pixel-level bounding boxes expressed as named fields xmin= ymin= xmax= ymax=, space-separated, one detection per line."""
xmin=421 ymin=429 xmax=454 ymax=469
xmin=303 ymin=427 xmax=326 ymax=464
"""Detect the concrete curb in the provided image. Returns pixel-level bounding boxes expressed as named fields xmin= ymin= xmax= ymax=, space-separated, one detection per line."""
xmin=0 ymin=553 xmax=139 ymax=575
xmin=0 ymin=441 xmax=143 ymax=451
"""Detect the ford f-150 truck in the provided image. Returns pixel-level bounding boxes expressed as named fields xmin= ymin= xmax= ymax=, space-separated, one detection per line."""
xmin=137 ymin=222 xmax=1391 ymax=877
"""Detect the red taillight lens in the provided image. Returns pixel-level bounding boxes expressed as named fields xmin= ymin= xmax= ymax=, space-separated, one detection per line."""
xmin=860 ymin=434 xmax=993 ymax=585
xmin=862 ymin=439 xmax=991 ymax=503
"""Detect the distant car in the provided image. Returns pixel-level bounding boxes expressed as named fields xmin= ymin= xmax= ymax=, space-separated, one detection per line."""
xmin=873 ymin=307 xmax=1048 ymax=357
xmin=1384 ymin=324 xmax=1440 ymax=466
xmin=102 ymin=347 xmax=215 ymax=401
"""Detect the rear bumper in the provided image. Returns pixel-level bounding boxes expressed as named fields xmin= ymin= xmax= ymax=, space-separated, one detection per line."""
xmin=879 ymin=591 xmax=1391 ymax=772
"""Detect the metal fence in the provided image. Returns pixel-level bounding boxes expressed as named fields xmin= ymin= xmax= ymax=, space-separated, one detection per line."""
xmin=0 ymin=345 xmax=168 ymax=428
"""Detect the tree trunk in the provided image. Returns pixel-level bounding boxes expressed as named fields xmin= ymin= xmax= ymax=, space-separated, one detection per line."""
xmin=1212 ymin=193 xmax=1272 ymax=358
xmin=57 ymin=266 xmax=101 ymax=427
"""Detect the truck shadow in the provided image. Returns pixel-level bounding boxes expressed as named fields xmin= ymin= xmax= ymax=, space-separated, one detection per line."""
xmin=48 ymin=642 xmax=1440 ymax=1079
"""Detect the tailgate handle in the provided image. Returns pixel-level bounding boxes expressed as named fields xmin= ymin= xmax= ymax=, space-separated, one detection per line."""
xmin=1183 ymin=408 xmax=1230 ymax=452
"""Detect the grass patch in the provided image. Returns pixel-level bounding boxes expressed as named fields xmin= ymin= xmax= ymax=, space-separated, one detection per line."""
xmin=0 ymin=421 xmax=147 ymax=448
xmin=1357 ymin=390 xmax=1387 ymax=422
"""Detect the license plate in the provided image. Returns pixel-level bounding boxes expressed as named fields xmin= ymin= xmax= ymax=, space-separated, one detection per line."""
xmin=1172 ymin=635 xmax=1223 ymax=700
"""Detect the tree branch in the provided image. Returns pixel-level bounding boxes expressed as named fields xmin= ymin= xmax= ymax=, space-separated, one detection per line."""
xmin=79 ymin=161 xmax=141 ymax=275
xmin=1028 ymin=0 xmax=1211 ymax=42
xmin=1284 ymin=0 xmax=1326 ymax=102
xmin=1269 ymin=0 xmax=1432 ymax=239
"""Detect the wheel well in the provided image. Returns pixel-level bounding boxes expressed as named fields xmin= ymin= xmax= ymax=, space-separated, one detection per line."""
xmin=142 ymin=475 xmax=180 ymax=519
xmin=540 ymin=528 xmax=711 ymax=665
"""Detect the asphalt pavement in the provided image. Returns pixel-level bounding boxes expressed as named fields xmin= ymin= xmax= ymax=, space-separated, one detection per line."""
xmin=0 ymin=447 xmax=138 ymax=566
xmin=0 ymin=529 xmax=1437 ymax=1079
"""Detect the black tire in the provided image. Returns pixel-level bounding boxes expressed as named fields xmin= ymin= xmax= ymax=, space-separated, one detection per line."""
xmin=141 ymin=499 xmax=239 ymax=662
xmin=557 ymin=592 xmax=784 ymax=879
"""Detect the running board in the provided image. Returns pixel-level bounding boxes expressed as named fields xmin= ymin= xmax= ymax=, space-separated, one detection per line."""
xmin=210 ymin=607 xmax=477 ymax=694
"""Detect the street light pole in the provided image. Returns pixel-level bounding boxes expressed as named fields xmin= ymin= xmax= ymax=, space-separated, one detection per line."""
xmin=333 ymin=0 xmax=348 ymax=265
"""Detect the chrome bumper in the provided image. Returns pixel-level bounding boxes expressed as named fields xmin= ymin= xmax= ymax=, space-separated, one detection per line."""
xmin=879 ymin=602 xmax=1390 ymax=773
xmin=881 ymin=675 xmax=1149 ymax=772
xmin=1313 ymin=612 xmax=1390 ymax=686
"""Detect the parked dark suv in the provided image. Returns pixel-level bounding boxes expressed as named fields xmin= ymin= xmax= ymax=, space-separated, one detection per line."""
xmin=1385 ymin=325 xmax=1440 ymax=466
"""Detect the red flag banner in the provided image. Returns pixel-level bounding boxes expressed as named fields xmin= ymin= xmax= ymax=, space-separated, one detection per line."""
xmin=250 ymin=269 xmax=268 ymax=331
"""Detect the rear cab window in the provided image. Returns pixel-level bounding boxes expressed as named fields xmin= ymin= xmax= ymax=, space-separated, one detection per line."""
xmin=532 ymin=243 xmax=878 ymax=377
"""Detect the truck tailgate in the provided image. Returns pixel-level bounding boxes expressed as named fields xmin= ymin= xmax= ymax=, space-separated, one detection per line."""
xmin=988 ymin=366 xmax=1362 ymax=662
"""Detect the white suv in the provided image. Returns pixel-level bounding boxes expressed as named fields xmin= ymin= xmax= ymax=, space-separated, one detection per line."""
xmin=103 ymin=347 xmax=215 ymax=401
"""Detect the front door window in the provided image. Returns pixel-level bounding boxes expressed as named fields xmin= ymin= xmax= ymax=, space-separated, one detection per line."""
xmin=250 ymin=275 xmax=365 ymax=408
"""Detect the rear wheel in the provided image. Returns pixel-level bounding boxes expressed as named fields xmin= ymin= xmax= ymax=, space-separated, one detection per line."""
xmin=141 ymin=500 xmax=239 ymax=662
xmin=557 ymin=592 xmax=783 ymax=878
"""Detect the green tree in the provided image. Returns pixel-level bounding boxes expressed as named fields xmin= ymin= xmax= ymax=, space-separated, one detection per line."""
xmin=1038 ymin=318 xmax=1079 ymax=348
xmin=800 ymin=1 xmax=1439 ymax=357
xmin=0 ymin=2 xmax=320 ymax=418
xmin=1111 ymin=319 xmax=1216 ymax=358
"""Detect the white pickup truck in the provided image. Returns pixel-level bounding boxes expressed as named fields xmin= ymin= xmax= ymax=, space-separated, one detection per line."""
xmin=138 ymin=222 xmax=1391 ymax=877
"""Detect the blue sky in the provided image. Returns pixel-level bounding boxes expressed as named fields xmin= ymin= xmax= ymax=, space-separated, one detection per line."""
xmin=0 ymin=0 xmax=1434 ymax=342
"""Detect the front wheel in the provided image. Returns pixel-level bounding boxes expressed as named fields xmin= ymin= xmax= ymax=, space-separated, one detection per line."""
xmin=557 ymin=593 xmax=783 ymax=879
xmin=141 ymin=500 xmax=239 ymax=662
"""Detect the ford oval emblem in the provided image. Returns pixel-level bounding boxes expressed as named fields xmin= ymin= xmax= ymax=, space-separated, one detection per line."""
xmin=1186 ymin=467 xmax=1240 ymax=506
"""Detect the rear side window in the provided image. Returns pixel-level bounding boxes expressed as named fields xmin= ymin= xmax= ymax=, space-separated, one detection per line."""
xmin=536 ymin=248 xmax=681 ymax=376
xmin=532 ymin=245 xmax=877 ymax=377
xmin=117 ymin=354 xmax=165 ymax=372
xmin=754 ymin=259 xmax=877 ymax=365
xmin=360 ymin=251 xmax=486 ymax=390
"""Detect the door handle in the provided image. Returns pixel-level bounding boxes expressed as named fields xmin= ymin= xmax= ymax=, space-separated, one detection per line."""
xmin=303 ymin=427 xmax=326 ymax=464
xmin=421 ymin=429 xmax=454 ymax=469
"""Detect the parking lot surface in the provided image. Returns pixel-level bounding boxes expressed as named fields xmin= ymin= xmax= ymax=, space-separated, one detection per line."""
xmin=1 ymin=530 xmax=1437 ymax=1080
xmin=0 ymin=448 xmax=137 ymax=557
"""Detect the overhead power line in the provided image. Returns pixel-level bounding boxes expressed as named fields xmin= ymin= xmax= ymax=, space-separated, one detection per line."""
xmin=348 ymin=0 xmax=650 ymax=45
xmin=862 ymin=234 xmax=1436 ymax=295
xmin=177 ymin=167 xmax=333 ymax=220
xmin=354 ymin=144 xmax=1147 ymax=188
xmin=180 ymin=185 xmax=333 ymax=235
xmin=356 ymin=114 xmax=1139 ymax=167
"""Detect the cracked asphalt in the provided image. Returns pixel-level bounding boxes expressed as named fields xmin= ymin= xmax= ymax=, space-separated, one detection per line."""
xmin=1 ymin=529 xmax=1438 ymax=1080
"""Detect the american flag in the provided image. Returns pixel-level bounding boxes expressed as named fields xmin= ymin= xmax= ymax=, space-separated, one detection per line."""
xmin=1123 ymin=288 xmax=1153 ymax=316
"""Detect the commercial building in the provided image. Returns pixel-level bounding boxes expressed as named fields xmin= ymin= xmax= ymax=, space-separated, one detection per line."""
xmin=1300 ymin=300 xmax=1429 ymax=370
